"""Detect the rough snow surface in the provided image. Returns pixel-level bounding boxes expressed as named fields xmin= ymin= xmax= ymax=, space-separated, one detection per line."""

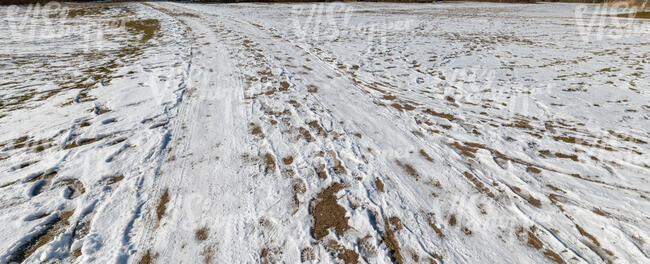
xmin=1 ymin=2 xmax=649 ymax=264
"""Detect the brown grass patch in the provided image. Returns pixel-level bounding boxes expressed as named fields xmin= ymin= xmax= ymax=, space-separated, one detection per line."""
xmin=544 ymin=249 xmax=566 ymax=264
xmin=8 ymin=210 xmax=74 ymax=263
xmin=298 ymin=127 xmax=314 ymax=142
xmin=125 ymin=19 xmax=161 ymax=43
xmin=156 ymin=189 xmax=170 ymax=221
xmin=383 ymin=216 xmax=404 ymax=264
xmin=527 ymin=167 xmax=542 ymax=174
xmin=139 ymin=250 xmax=155 ymax=264
xmin=63 ymin=136 xmax=108 ymax=149
xmin=325 ymin=240 xmax=359 ymax=264
xmin=308 ymin=120 xmax=327 ymax=137
xmin=251 ymin=123 xmax=264 ymax=138
xmin=279 ymin=81 xmax=290 ymax=91
xmin=195 ymin=226 xmax=209 ymax=241
xmin=282 ymin=156 xmax=293 ymax=165
xmin=329 ymin=150 xmax=347 ymax=175
xmin=419 ymin=149 xmax=434 ymax=162
xmin=448 ymin=214 xmax=457 ymax=226
xmin=463 ymin=171 xmax=495 ymax=198
xmin=423 ymin=109 xmax=456 ymax=121
xmin=375 ymin=178 xmax=385 ymax=192
xmin=264 ymin=153 xmax=277 ymax=174
xmin=449 ymin=142 xmax=478 ymax=158
xmin=312 ymin=183 xmax=350 ymax=240
xmin=107 ymin=175 xmax=124 ymax=185
xmin=426 ymin=213 xmax=445 ymax=238
xmin=396 ymin=160 xmax=420 ymax=180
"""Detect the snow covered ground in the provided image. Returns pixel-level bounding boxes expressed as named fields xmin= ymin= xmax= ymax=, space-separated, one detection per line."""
xmin=0 ymin=1 xmax=648 ymax=263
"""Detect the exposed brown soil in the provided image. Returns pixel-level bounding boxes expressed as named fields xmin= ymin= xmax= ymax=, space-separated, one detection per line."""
xmin=139 ymin=250 xmax=154 ymax=264
xmin=426 ymin=213 xmax=445 ymax=238
xmin=419 ymin=149 xmax=434 ymax=162
xmin=449 ymin=142 xmax=478 ymax=158
xmin=308 ymin=120 xmax=327 ymax=137
xmin=383 ymin=216 xmax=404 ymax=264
xmin=251 ymin=123 xmax=264 ymax=138
xmin=448 ymin=214 xmax=457 ymax=226
xmin=329 ymin=150 xmax=347 ymax=175
xmin=299 ymin=127 xmax=315 ymax=142
xmin=195 ymin=226 xmax=209 ymax=241
xmin=107 ymin=175 xmax=125 ymax=185
xmin=9 ymin=210 xmax=74 ymax=263
xmin=264 ymin=153 xmax=277 ymax=174
xmin=396 ymin=160 xmax=420 ymax=180
xmin=423 ymin=109 xmax=456 ymax=121
xmin=124 ymin=19 xmax=161 ymax=43
xmin=282 ymin=156 xmax=294 ymax=165
xmin=316 ymin=164 xmax=327 ymax=180
xmin=156 ymin=189 xmax=170 ymax=221
xmin=463 ymin=171 xmax=495 ymax=198
xmin=375 ymin=178 xmax=385 ymax=192
xmin=325 ymin=240 xmax=359 ymax=264
xmin=312 ymin=183 xmax=350 ymax=240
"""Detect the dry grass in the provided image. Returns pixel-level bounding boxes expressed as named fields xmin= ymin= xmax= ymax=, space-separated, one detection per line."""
xmin=263 ymin=153 xmax=276 ymax=174
xmin=312 ymin=183 xmax=350 ymax=240
xmin=426 ymin=213 xmax=445 ymax=238
xmin=8 ymin=210 xmax=75 ymax=263
xmin=139 ymin=250 xmax=154 ymax=264
xmin=375 ymin=178 xmax=385 ymax=192
xmin=419 ymin=149 xmax=434 ymax=162
xmin=396 ymin=160 xmax=420 ymax=180
xmin=383 ymin=216 xmax=404 ymax=264
xmin=325 ymin=240 xmax=359 ymax=264
xmin=156 ymin=189 xmax=170 ymax=221
xmin=195 ymin=226 xmax=209 ymax=241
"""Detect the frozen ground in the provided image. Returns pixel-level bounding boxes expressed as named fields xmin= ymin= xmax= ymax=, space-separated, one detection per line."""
xmin=0 ymin=1 xmax=649 ymax=264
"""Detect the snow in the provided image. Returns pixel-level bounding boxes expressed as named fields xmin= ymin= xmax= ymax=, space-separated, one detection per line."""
xmin=0 ymin=1 xmax=649 ymax=264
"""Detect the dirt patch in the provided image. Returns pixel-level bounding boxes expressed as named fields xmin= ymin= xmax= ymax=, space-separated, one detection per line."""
xmin=463 ymin=171 xmax=495 ymax=198
xmin=396 ymin=160 xmax=420 ymax=180
xmin=383 ymin=216 xmax=404 ymax=264
xmin=280 ymin=81 xmax=291 ymax=91
xmin=419 ymin=149 xmax=434 ymax=162
xmin=329 ymin=150 xmax=347 ymax=175
xmin=298 ymin=127 xmax=314 ymax=142
xmin=308 ymin=120 xmax=327 ymax=137
xmin=139 ymin=250 xmax=155 ymax=264
xmin=375 ymin=178 xmax=385 ymax=192
xmin=195 ymin=226 xmax=209 ymax=241
xmin=8 ymin=210 xmax=74 ymax=263
xmin=449 ymin=142 xmax=478 ymax=158
xmin=264 ymin=153 xmax=277 ymax=174
xmin=156 ymin=189 xmax=170 ymax=221
xmin=448 ymin=214 xmax=457 ymax=226
xmin=124 ymin=19 xmax=161 ymax=43
xmin=325 ymin=240 xmax=359 ymax=264
xmin=426 ymin=213 xmax=445 ymax=238
xmin=316 ymin=164 xmax=328 ymax=179
xmin=423 ymin=109 xmax=456 ymax=121
xmin=251 ymin=123 xmax=265 ymax=138
xmin=107 ymin=175 xmax=124 ymax=185
xmin=282 ymin=156 xmax=294 ymax=165
xmin=312 ymin=183 xmax=350 ymax=240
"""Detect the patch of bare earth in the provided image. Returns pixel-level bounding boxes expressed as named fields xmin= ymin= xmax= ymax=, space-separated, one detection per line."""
xmin=156 ymin=189 xmax=170 ymax=221
xmin=312 ymin=183 xmax=350 ymax=240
